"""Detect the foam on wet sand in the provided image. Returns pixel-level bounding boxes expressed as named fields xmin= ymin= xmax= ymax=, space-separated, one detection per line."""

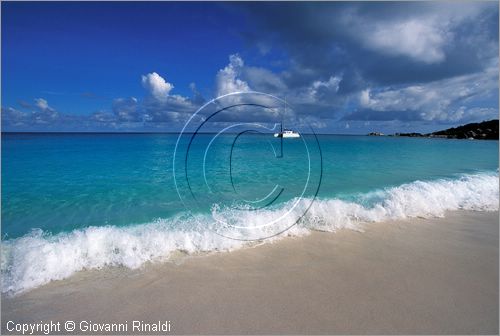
xmin=2 ymin=210 xmax=498 ymax=334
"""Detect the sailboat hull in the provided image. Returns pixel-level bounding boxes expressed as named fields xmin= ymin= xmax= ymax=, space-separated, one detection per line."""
xmin=274 ymin=133 xmax=300 ymax=138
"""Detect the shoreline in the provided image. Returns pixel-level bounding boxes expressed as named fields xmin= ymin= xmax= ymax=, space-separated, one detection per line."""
xmin=2 ymin=210 xmax=499 ymax=334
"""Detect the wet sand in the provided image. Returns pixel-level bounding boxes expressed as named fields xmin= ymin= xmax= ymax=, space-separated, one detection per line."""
xmin=2 ymin=210 xmax=498 ymax=334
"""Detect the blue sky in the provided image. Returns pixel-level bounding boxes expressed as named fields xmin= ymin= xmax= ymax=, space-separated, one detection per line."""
xmin=2 ymin=1 xmax=498 ymax=133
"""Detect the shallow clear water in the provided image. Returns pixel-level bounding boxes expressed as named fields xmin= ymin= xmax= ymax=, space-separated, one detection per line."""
xmin=2 ymin=133 xmax=498 ymax=238
xmin=1 ymin=133 xmax=498 ymax=295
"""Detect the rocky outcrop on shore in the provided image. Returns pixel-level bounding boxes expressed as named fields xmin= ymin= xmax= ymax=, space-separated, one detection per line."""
xmin=430 ymin=120 xmax=498 ymax=140
xmin=374 ymin=120 xmax=499 ymax=140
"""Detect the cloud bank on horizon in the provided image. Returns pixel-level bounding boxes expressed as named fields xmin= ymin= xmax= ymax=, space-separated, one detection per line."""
xmin=1 ymin=1 xmax=498 ymax=133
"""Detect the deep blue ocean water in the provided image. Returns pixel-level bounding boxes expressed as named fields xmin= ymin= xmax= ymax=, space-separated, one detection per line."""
xmin=1 ymin=133 xmax=498 ymax=294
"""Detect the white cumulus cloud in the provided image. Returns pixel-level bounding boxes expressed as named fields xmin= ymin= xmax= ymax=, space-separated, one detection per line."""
xmin=359 ymin=64 xmax=498 ymax=122
xmin=34 ymin=98 xmax=54 ymax=112
xmin=139 ymin=72 xmax=201 ymax=122
xmin=343 ymin=2 xmax=492 ymax=64
xmin=216 ymin=54 xmax=251 ymax=97
xmin=141 ymin=72 xmax=174 ymax=102
xmin=366 ymin=19 xmax=448 ymax=63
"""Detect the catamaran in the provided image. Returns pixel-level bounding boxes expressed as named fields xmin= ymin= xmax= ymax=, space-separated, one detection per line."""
xmin=274 ymin=128 xmax=300 ymax=138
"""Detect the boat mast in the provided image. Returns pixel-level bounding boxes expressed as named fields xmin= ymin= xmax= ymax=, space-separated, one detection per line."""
xmin=281 ymin=96 xmax=284 ymax=156
xmin=282 ymin=95 xmax=286 ymax=133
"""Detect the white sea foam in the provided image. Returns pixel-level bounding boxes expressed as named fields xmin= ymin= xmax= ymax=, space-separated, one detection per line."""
xmin=1 ymin=172 xmax=498 ymax=295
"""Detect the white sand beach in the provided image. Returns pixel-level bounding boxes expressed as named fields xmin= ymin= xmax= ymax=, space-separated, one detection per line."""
xmin=2 ymin=210 xmax=498 ymax=334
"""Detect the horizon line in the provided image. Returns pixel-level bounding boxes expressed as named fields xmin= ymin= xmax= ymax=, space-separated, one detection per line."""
xmin=1 ymin=131 xmax=369 ymax=136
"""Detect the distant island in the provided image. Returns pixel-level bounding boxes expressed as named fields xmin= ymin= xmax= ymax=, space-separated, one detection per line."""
xmin=369 ymin=119 xmax=499 ymax=140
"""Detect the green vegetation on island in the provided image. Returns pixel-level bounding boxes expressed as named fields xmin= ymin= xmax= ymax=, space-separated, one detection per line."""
xmin=369 ymin=120 xmax=499 ymax=140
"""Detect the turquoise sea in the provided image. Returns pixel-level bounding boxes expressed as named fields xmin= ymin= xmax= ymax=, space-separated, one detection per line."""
xmin=1 ymin=133 xmax=499 ymax=294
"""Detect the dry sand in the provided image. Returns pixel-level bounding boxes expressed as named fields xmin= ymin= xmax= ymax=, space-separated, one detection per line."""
xmin=2 ymin=210 xmax=499 ymax=334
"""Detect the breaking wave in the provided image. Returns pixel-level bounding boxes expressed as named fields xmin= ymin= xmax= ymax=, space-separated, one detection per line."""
xmin=2 ymin=171 xmax=498 ymax=295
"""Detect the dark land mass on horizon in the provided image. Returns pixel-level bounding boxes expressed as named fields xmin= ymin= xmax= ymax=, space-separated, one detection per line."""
xmin=2 ymin=120 xmax=499 ymax=138
xmin=369 ymin=120 xmax=499 ymax=140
